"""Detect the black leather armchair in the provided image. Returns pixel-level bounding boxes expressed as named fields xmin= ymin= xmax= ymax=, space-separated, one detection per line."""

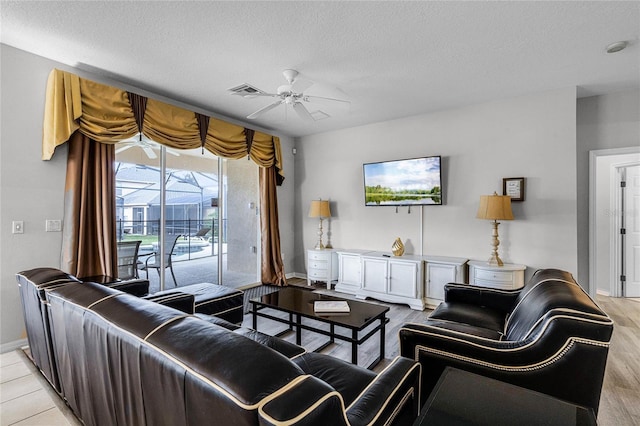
xmin=399 ymin=269 xmax=613 ymax=415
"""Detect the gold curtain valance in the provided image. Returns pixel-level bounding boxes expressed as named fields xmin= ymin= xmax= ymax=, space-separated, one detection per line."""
xmin=43 ymin=69 xmax=284 ymax=182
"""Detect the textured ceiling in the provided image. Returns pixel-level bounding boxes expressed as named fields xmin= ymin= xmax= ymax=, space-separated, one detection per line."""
xmin=2 ymin=1 xmax=639 ymax=138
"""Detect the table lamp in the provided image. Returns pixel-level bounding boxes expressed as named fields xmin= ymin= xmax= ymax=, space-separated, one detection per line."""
xmin=309 ymin=199 xmax=331 ymax=249
xmin=476 ymin=192 xmax=514 ymax=266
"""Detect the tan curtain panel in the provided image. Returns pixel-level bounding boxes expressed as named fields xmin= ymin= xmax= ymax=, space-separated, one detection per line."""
xmin=61 ymin=132 xmax=117 ymax=278
xmin=43 ymin=69 xmax=284 ymax=182
xmin=260 ymin=166 xmax=287 ymax=286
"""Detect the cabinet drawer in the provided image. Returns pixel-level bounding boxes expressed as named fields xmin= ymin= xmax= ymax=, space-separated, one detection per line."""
xmin=475 ymin=269 xmax=513 ymax=283
xmin=308 ymin=269 xmax=328 ymax=279
xmin=308 ymin=251 xmax=330 ymax=261
xmin=474 ymin=279 xmax=514 ymax=290
xmin=308 ymin=260 xmax=328 ymax=271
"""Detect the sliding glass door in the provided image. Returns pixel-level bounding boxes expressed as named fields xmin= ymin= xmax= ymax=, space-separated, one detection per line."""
xmin=115 ymin=138 xmax=259 ymax=292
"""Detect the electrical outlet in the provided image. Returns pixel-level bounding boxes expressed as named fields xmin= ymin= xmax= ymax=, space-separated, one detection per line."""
xmin=12 ymin=221 xmax=24 ymax=234
xmin=46 ymin=219 xmax=62 ymax=232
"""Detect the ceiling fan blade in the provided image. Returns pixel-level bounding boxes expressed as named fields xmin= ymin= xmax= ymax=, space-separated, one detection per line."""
xmin=304 ymin=94 xmax=351 ymax=105
xmin=248 ymin=92 xmax=279 ymax=98
xmin=166 ymin=148 xmax=181 ymax=157
xmin=292 ymin=102 xmax=315 ymax=122
xmin=247 ymin=100 xmax=283 ymax=119
xmin=115 ymin=144 xmax=133 ymax=154
xmin=142 ymin=146 xmax=157 ymax=159
xmin=290 ymin=78 xmax=314 ymax=93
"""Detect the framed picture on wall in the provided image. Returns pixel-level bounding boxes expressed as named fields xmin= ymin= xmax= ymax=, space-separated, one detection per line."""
xmin=503 ymin=177 xmax=525 ymax=201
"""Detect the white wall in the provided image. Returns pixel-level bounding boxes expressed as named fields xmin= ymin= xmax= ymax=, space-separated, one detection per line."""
xmin=0 ymin=44 xmax=296 ymax=349
xmin=1 ymin=46 xmax=69 ymax=350
xmin=294 ymin=88 xmax=578 ymax=281
xmin=577 ymin=90 xmax=640 ymax=291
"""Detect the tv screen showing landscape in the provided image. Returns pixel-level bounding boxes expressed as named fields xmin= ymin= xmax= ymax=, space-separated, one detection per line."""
xmin=363 ymin=156 xmax=442 ymax=206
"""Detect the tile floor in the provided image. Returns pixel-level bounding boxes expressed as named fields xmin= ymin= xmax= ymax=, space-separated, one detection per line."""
xmin=0 ymin=350 xmax=80 ymax=426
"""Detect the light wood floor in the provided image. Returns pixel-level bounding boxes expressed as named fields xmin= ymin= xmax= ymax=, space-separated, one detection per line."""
xmin=1 ymin=289 xmax=638 ymax=425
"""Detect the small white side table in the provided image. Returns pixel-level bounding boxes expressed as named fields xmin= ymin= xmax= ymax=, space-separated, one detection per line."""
xmin=468 ymin=261 xmax=526 ymax=290
xmin=307 ymin=249 xmax=338 ymax=289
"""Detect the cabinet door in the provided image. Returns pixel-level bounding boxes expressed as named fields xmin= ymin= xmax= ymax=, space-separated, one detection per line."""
xmin=426 ymin=263 xmax=457 ymax=301
xmin=388 ymin=261 xmax=418 ymax=298
xmin=339 ymin=255 xmax=362 ymax=286
xmin=362 ymin=258 xmax=388 ymax=293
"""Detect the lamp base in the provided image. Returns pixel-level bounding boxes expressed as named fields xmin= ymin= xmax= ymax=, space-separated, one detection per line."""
xmin=487 ymin=255 xmax=504 ymax=267
xmin=315 ymin=218 xmax=325 ymax=250
xmin=487 ymin=220 xmax=504 ymax=267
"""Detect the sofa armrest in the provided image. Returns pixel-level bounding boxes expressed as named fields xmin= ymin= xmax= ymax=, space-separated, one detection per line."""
xmin=345 ymin=356 xmax=421 ymax=426
xmin=399 ymin=317 xmax=612 ymax=412
xmin=444 ymin=283 xmax=519 ymax=312
xmin=290 ymin=353 xmax=420 ymax=426
xmin=260 ymin=358 xmax=421 ymax=426
xmin=143 ymin=292 xmax=195 ymax=313
xmin=259 ymin=375 xmax=349 ymax=426
xmin=108 ymin=279 xmax=150 ymax=297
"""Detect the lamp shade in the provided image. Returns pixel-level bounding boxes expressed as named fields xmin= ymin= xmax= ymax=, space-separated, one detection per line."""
xmin=309 ymin=200 xmax=331 ymax=218
xmin=476 ymin=193 xmax=514 ymax=221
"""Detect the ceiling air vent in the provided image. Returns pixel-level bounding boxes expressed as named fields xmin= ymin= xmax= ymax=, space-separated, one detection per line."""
xmin=310 ymin=110 xmax=331 ymax=121
xmin=228 ymin=84 xmax=265 ymax=97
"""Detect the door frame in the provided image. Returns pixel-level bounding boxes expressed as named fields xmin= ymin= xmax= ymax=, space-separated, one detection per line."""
xmin=589 ymin=147 xmax=640 ymax=298
xmin=612 ymin=161 xmax=640 ymax=297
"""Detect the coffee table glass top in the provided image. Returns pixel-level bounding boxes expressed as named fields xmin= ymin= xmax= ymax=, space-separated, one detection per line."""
xmin=251 ymin=287 xmax=389 ymax=329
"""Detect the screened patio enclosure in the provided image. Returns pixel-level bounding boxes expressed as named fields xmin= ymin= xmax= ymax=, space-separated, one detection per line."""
xmin=116 ymin=163 xmax=220 ymax=248
xmin=115 ymin=143 xmax=260 ymax=291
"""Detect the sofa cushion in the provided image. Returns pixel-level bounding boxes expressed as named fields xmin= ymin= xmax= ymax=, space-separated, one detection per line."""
xmin=195 ymin=313 xmax=306 ymax=359
xmin=419 ymin=318 xmax=505 ymax=340
xmin=429 ymin=302 xmax=506 ymax=336
xmin=293 ymin=352 xmax=376 ymax=408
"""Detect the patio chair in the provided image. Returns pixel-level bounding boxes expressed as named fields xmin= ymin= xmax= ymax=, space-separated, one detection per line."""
xmin=116 ymin=240 xmax=142 ymax=280
xmin=139 ymin=234 xmax=182 ymax=286
xmin=192 ymin=227 xmax=211 ymax=239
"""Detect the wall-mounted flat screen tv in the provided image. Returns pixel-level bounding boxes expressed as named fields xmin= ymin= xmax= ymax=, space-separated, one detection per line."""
xmin=363 ymin=156 xmax=442 ymax=206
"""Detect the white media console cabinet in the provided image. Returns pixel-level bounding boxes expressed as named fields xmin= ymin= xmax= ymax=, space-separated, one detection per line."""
xmin=334 ymin=250 xmax=468 ymax=310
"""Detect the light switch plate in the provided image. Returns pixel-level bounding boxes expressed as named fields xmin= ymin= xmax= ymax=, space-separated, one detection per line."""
xmin=12 ymin=221 xmax=24 ymax=234
xmin=46 ymin=219 xmax=62 ymax=232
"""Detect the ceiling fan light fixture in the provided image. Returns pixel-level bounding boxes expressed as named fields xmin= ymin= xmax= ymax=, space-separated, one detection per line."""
xmin=606 ymin=41 xmax=628 ymax=54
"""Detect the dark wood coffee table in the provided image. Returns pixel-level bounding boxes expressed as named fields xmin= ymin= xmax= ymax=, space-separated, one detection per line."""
xmin=250 ymin=287 xmax=389 ymax=369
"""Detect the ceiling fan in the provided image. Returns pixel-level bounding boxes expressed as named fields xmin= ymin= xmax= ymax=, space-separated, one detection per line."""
xmin=115 ymin=134 xmax=180 ymax=159
xmin=230 ymin=69 xmax=350 ymax=122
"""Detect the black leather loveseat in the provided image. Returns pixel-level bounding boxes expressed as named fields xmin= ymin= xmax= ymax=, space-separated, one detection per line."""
xmin=399 ymin=268 xmax=613 ymax=415
xmin=17 ymin=267 xmax=421 ymax=425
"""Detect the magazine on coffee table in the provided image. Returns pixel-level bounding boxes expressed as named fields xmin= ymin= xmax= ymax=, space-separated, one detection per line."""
xmin=314 ymin=300 xmax=350 ymax=313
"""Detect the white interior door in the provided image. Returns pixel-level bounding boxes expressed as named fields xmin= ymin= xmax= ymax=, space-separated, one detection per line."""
xmin=624 ymin=164 xmax=640 ymax=297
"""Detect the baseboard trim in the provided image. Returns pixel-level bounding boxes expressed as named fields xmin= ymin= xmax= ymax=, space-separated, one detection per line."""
xmin=1 ymin=338 xmax=28 ymax=354
xmin=288 ymin=272 xmax=307 ymax=280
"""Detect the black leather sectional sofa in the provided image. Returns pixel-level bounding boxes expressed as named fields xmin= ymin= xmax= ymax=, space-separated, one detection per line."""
xmin=16 ymin=268 xmax=421 ymax=426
